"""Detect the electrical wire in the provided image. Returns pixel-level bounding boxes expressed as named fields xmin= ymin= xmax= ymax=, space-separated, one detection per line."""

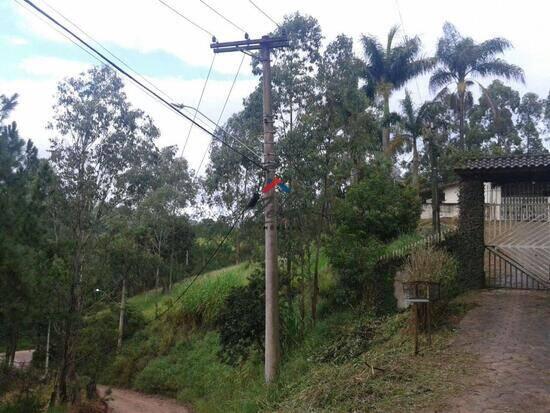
xmin=154 ymin=199 xmax=250 ymax=320
xmin=193 ymin=53 xmax=247 ymax=181
xmin=179 ymin=54 xmax=216 ymax=158
xmin=14 ymin=0 xmax=106 ymax=68
xmin=199 ymin=0 xmax=248 ymax=36
xmin=248 ymin=0 xmax=281 ymax=29
xmin=20 ymin=0 xmax=265 ymax=171
xmin=68 ymin=192 xmax=258 ymax=367
xmin=156 ymin=0 xmax=215 ymax=39
xmin=35 ymin=0 xmax=260 ymax=163
xmin=394 ymin=0 xmax=423 ymax=101
xmin=29 ymin=0 xmax=259 ymax=163
xmin=37 ymin=0 xmax=181 ymax=108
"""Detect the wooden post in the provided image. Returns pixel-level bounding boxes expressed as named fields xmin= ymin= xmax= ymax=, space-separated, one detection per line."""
xmin=414 ymin=303 xmax=419 ymax=355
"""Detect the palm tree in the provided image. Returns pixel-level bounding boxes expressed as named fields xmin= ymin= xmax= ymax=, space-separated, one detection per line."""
xmin=361 ymin=26 xmax=434 ymax=153
xmin=430 ymin=22 xmax=525 ymax=149
xmin=398 ymin=90 xmax=422 ymax=192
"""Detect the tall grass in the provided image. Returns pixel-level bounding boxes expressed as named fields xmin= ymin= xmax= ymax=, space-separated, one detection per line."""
xmin=129 ymin=263 xmax=254 ymax=324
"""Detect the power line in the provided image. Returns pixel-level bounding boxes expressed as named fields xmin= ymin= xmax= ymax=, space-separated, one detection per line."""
xmin=38 ymin=0 xmax=178 ymax=107
xmin=179 ymin=54 xmax=216 ymax=158
xmin=394 ymin=0 xmax=423 ymax=102
xmin=156 ymin=0 xmax=215 ymax=40
xmin=20 ymin=0 xmax=265 ymax=171
xmin=193 ymin=53 xmax=246 ymax=181
xmin=248 ymin=0 xmax=281 ymax=29
xmin=18 ymin=0 xmax=220 ymax=141
xmin=14 ymin=0 xmax=106 ymax=68
xmin=199 ymin=0 xmax=248 ymax=36
xmin=154 ymin=197 xmax=251 ymax=320
xmin=70 ymin=192 xmax=259 ymax=368
xmin=37 ymin=0 xmax=260 ymax=163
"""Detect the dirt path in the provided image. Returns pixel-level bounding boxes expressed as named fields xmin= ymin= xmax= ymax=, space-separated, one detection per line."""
xmin=434 ymin=289 xmax=550 ymax=413
xmin=0 ymin=349 xmax=35 ymax=368
xmin=98 ymin=385 xmax=190 ymax=413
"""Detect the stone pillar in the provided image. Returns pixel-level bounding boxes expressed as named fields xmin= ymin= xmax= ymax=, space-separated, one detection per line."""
xmin=457 ymin=177 xmax=485 ymax=289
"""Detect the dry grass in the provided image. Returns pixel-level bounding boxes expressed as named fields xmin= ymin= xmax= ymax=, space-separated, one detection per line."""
xmin=403 ymin=247 xmax=455 ymax=283
xmin=272 ymin=302 xmax=478 ymax=413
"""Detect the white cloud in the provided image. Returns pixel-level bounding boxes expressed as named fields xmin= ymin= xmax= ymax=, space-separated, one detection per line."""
xmin=11 ymin=0 xmax=550 ymax=93
xmin=19 ymin=57 xmax=91 ymax=78
xmin=5 ymin=0 xmax=550 ymax=166
xmin=1 ymin=62 xmax=258 ymax=174
xmin=5 ymin=36 xmax=29 ymax=46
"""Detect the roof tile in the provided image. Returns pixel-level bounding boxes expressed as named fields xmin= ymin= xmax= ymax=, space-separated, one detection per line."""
xmin=456 ymin=154 xmax=550 ymax=171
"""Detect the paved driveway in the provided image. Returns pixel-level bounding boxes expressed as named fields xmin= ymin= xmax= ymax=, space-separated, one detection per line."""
xmin=437 ymin=290 xmax=550 ymax=413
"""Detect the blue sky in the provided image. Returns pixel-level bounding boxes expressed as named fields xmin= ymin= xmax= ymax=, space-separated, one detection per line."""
xmin=2 ymin=0 xmax=550 ymax=168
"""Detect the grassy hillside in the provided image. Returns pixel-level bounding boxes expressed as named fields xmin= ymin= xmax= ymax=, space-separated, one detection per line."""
xmin=104 ymin=253 xmax=475 ymax=413
xmin=129 ymin=263 xmax=255 ymax=323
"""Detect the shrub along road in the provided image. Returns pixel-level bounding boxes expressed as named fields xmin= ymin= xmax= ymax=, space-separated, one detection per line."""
xmin=432 ymin=289 xmax=550 ymax=412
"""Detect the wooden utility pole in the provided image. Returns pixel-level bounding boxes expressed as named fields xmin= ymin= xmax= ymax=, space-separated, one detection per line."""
xmin=211 ymin=35 xmax=288 ymax=383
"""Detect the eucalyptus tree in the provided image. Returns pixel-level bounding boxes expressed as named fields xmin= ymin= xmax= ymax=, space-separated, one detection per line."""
xmin=467 ymin=80 xmax=521 ymax=153
xmin=361 ymin=25 xmax=434 ymax=153
xmin=517 ymin=92 xmax=547 ymax=153
xmin=430 ymin=22 xmax=525 ymax=149
xmin=138 ymin=146 xmax=195 ymax=290
xmin=48 ymin=66 xmax=160 ymax=403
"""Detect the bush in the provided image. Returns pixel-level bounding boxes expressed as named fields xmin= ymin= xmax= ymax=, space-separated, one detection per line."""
xmin=326 ymin=161 xmax=420 ymax=307
xmin=0 ymin=393 xmax=42 ymax=413
xmin=216 ymin=267 xmax=301 ymax=366
xmin=216 ymin=269 xmax=265 ymax=365
xmin=403 ymin=246 xmax=458 ymax=297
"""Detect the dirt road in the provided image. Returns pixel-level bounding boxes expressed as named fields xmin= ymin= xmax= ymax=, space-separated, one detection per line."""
xmin=434 ymin=289 xmax=550 ymax=412
xmin=0 ymin=349 xmax=35 ymax=368
xmin=98 ymin=386 xmax=190 ymax=413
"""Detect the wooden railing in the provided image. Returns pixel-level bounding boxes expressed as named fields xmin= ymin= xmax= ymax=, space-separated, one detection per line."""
xmin=379 ymin=228 xmax=456 ymax=262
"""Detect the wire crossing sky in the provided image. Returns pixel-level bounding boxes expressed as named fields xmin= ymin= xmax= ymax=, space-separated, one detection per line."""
xmin=2 ymin=0 xmax=550 ymax=168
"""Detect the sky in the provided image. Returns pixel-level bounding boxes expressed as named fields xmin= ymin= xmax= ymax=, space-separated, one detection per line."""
xmin=1 ymin=0 xmax=550 ymax=174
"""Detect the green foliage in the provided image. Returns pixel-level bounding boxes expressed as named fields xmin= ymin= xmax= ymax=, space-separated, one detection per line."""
xmin=77 ymin=303 xmax=145 ymax=379
xmin=216 ymin=269 xmax=265 ymax=365
xmin=0 ymin=393 xmax=42 ymax=413
xmin=129 ymin=263 xmax=252 ymax=324
xmin=456 ymin=179 xmax=485 ymax=290
xmin=326 ymin=162 xmax=420 ymax=306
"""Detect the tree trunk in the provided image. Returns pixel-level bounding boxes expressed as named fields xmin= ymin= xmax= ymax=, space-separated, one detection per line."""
xmin=430 ymin=137 xmax=441 ymax=238
xmin=382 ymin=88 xmax=391 ymax=154
xmin=458 ymin=86 xmax=466 ymax=150
xmin=44 ymin=319 xmax=51 ymax=377
xmin=155 ymin=262 xmax=160 ymax=291
xmin=412 ymin=136 xmax=420 ymax=193
xmin=169 ymin=252 xmax=174 ymax=291
xmin=6 ymin=324 xmax=18 ymax=367
xmin=57 ymin=249 xmax=83 ymax=405
xmin=117 ymin=278 xmax=127 ymax=351
xmin=299 ymin=253 xmax=305 ymax=336
xmin=312 ymin=237 xmax=321 ymax=324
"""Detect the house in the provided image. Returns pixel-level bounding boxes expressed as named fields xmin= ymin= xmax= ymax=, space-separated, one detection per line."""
xmin=421 ymin=182 xmax=460 ymax=219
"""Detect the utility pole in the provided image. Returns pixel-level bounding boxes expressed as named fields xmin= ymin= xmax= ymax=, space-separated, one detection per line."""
xmin=211 ymin=35 xmax=288 ymax=383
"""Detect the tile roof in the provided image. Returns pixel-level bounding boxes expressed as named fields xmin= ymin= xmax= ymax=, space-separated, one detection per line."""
xmin=456 ymin=154 xmax=550 ymax=172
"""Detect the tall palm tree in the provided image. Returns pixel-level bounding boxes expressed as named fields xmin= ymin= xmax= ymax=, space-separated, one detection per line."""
xmin=430 ymin=22 xmax=525 ymax=149
xmin=398 ymin=90 xmax=422 ymax=192
xmin=361 ymin=26 xmax=434 ymax=153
